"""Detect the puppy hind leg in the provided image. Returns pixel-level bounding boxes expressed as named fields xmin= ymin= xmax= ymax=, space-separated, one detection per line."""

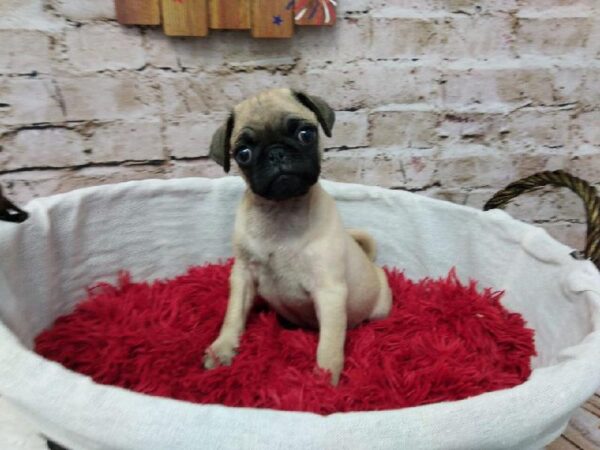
xmin=369 ymin=266 xmax=392 ymax=320
xmin=347 ymin=228 xmax=376 ymax=261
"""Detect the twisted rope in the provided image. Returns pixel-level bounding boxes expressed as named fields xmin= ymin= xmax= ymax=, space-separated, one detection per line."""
xmin=484 ymin=170 xmax=600 ymax=269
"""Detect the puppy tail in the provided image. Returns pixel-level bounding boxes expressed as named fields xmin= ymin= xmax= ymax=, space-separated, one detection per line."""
xmin=348 ymin=229 xmax=377 ymax=261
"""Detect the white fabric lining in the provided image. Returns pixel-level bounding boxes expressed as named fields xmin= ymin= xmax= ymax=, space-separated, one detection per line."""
xmin=0 ymin=176 xmax=598 ymax=450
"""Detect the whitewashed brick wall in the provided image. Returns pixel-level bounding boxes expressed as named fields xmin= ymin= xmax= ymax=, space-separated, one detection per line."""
xmin=0 ymin=0 xmax=598 ymax=250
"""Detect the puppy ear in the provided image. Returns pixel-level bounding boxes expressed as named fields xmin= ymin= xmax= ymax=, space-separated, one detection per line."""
xmin=293 ymin=91 xmax=335 ymax=138
xmin=209 ymin=113 xmax=235 ymax=173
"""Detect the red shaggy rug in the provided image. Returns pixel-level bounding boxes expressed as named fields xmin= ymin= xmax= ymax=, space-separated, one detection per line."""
xmin=34 ymin=260 xmax=535 ymax=415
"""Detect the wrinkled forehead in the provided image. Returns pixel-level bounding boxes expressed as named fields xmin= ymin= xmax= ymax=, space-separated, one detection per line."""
xmin=231 ymin=91 xmax=317 ymax=139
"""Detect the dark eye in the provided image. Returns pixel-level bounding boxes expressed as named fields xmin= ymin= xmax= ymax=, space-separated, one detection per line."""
xmin=297 ymin=127 xmax=316 ymax=145
xmin=235 ymin=147 xmax=252 ymax=165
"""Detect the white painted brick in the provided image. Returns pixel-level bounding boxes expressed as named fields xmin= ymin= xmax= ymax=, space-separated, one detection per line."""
xmin=370 ymin=109 xmax=440 ymax=148
xmin=581 ymin=67 xmax=600 ymax=106
xmin=436 ymin=111 xmax=505 ymax=144
xmin=168 ymin=159 xmax=230 ymax=179
xmin=422 ymin=187 xmax=469 ymax=206
xmin=0 ymin=165 xmax=167 ymax=205
xmin=505 ymin=109 xmax=573 ymax=148
xmin=359 ymin=62 xmax=441 ymax=107
xmin=149 ymin=32 xmax=292 ymax=72
xmin=566 ymin=145 xmax=600 ymax=183
xmin=516 ymin=17 xmax=593 ymax=56
xmin=0 ymin=0 xmax=63 ymax=31
xmin=159 ymin=74 xmax=214 ymax=116
xmin=0 ymin=78 xmax=64 ymax=125
xmin=517 ymin=1 xmax=595 ymax=14
xmin=441 ymin=61 xmax=585 ymax=107
xmin=51 ymin=0 xmax=116 ymax=21
xmin=462 ymin=186 xmax=588 ymax=249
xmin=322 ymin=147 xmax=438 ymax=188
xmin=147 ymin=16 xmax=369 ymax=71
xmin=0 ymin=127 xmax=87 ymax=170
xmin=511 ymin=149 xmax=573 ymax=180
xmin=290 ymin=67 xmax=367 ymax=110
xmin=209 ymin=37 xmax=294 ymax=71
xmin=0 ymin=171 xmax=63 ymax=205
xmin=573 ymin=111 xmax=600 ymax=145
xmin=536 ymin=221 xmax=586 ymax=252
xmin=504 ymin=188 xmax=589 ymax=223
xmin=370 ymin=16 xmax=436 ymax=58
xmin=0 ymin=31 xmax=51 ymax=74
xmin=0 ymin=0 xmax=597 ymax=246
xmin=399 ymin=149 xmax=438 ymax=187
xmin=90 ymin=121 xmax=164 ymax=162
xmin=462 ymin=186 xmax=590 ymax=222
xmin=143 ymin=30 xmax=183 ymax=69
xmin=441 ymin=15 xmax=514 ymax=59
xmin=166 ymin=109 xmax=369 ymax=162
xmin=322 ymin=148 xmax=408 ymax=187
xmin=432 ymin=146 xmax=571 ymax=187
xmin=59 ymin=74 xmax=159 ymax=121
xmin=371 ymin=13 xmax=513 ymax=59
xmin=585 ymin=20 xmax=600 ymax=59
xmin=65 ymin=23 xmax=145 ymax=72
xmin=160 ymin=72 xmax=290 ymax=115
xmin=158 ymin=36 xmax=228 ymax=70
xmin=165 ymin=114 xmax=227 ymax=159
xmin=294 ymin=16 xmax=371 ymax=65
xmin=430 ymin=146 xmax=517 ymax=187
xmin=339 ymin=0 xmax=385 ymax=12
xmin=325 ymin=111 xmax=369 ymax=149
xmin=324 ymin=145 xmax=577 ymax=191
xmin=379 ymin=0 xmax=518 ymax=13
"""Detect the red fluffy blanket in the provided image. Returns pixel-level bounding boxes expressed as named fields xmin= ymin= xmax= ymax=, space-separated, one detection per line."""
xmin=35 ymin=260 xmax=535 ymax=414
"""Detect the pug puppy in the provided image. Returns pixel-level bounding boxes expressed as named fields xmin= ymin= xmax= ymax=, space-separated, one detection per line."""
xmin=203 ymin=88 xmax=392 ymax=385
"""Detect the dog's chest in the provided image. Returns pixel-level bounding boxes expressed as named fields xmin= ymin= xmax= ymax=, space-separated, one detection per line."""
xmin=241 ymin=236 xmax=313 ymax=304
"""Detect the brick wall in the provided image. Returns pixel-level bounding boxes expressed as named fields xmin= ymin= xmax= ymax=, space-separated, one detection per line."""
xmin=1 ymin=0 xmax=598 ymax=250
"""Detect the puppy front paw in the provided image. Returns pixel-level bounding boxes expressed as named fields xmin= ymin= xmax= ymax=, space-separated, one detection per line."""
xmin=203 ymin=336 xmax=238 ymax=369
xmin=317 ymin=355 xmax=343 ymax=386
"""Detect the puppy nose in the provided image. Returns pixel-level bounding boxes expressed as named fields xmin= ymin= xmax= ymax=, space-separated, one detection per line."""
xmin=268 ymin=147 xmax=287 ymax=164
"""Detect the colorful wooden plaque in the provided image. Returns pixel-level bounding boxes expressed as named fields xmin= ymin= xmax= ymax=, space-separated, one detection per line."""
xmin=209 ymin=0 xmax=251 ymax=29
xmin=161 ymin=0 xmax=209 ymax=36
xmin=251 ymin=0 xmax=294 ymax=38
xmin=115 ymin=0 xmax=160 ymax=25
xmin=293 ymin=0 xmax=337 ymax=26
xmin=115 ymin=0 xmax=336 ymax=37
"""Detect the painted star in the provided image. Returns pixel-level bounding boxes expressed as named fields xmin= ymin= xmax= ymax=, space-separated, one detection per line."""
xmin=272 ymin=15 xmax=283 ymax=26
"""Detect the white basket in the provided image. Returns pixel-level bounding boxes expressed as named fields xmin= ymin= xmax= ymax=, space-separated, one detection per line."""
xmin=1 ymin=176 xmax=599 ymax=450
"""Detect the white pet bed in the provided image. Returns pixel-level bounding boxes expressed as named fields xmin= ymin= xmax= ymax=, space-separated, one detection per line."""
xmin=0 ymin=175 xmax=599 ymax=450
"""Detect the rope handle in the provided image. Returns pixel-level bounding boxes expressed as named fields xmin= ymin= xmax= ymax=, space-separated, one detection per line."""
xmin=484 ymin=170 xmax=600 ymax=269
xmin=0 ymin=185 xmax=28 ymax=223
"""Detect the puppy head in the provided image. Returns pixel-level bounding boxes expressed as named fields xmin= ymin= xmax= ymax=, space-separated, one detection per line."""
xmin=209 ymin=88 xmax=335 ymax=201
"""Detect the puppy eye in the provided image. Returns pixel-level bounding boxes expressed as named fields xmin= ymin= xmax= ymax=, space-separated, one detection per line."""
xmin=297 ymin=127 xmax=316 ymax=145
xmin=234 ymin=147 xmax=252 ymax=165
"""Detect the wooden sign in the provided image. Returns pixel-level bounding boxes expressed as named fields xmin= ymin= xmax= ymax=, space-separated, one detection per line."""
xmin=115 ymin=0 xmax=160 ymax=25
xmin=293 ymin=0 xmax=337 ymax=26
xmin=116 ymin=0 xmax=336 ymax=38
xmin=161 ymin=0 xmax=208 ymax=36
xmin=251 ymin=0 xmax=293 ymax=38
xmin=209 ymin=0 xmax=250 ymax=30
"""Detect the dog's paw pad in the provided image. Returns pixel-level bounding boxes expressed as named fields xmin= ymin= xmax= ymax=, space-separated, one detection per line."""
xmin=203 ymin=340 xmax=237 ymax=369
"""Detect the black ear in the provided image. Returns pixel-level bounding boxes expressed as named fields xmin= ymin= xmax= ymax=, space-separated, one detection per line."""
xmin=293 ymin=91 xmax=335 ymax=138
xmin=209 ymin=113 xmax=235 ymax=173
